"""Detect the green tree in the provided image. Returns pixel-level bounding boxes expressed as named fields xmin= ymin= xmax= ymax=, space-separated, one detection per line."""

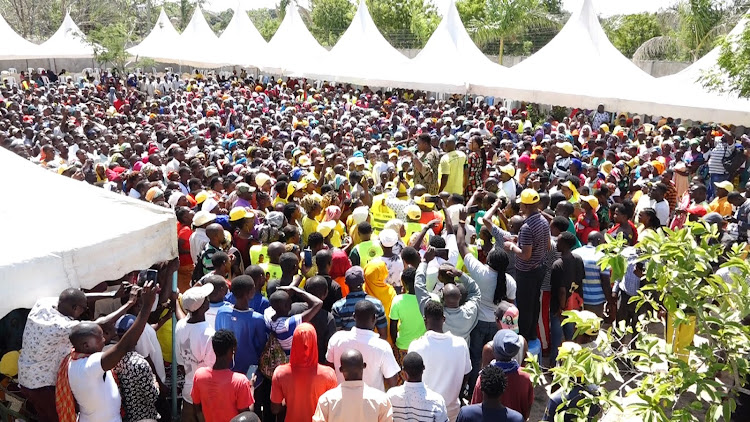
xmin=603 ymin=13 xmax=664 ymax=58
xmin=704 ymin=22 xmax=750 ymax=98
xmin=205 ymin=9 xmax=233 ymax=34
xmin=633 ymin=0 xmax=736 ymax=62
xmin=310 ymin=0 xmax=355 ymax=46
xmin=464 ymin=0 xmax=559 ymax=63
xmin=366 ymin=0 xmax=440 ymax=49
xmin=247 ymin=8 xmax=282 ymax=41
xmin=525 ymin=223 xmax=750 ymax=421
xmin=89 ymin=22 xmax=132 ymax=70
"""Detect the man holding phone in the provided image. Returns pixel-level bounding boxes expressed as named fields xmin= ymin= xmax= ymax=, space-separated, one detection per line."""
xmin=403 ymin=134 xmax=440 ymax=195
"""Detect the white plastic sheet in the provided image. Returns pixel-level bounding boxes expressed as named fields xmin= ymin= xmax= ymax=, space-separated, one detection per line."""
xmin=0 ymin=149 xmax=178 ymax=319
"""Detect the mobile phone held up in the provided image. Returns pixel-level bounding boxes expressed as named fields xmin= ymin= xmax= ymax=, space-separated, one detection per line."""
xmin=304 ymin=248 xmax=313 ymax=268
xmin=435 ymin=248 xmax=449 ymax=260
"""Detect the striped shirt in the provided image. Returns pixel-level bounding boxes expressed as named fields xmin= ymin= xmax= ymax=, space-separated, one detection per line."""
xmin=331 ymin=291 xmax=387 ymax=331
xmin=515 ymin=211 xmax=550 ymax=271
xmin=265 ymin=314 xmax=302 ymax=354
xmin=387 ymin=382 xmax=449 ymax=422
xmin=706 ymin=142 xmax=731 ymax=175
xmin=613 ymin=247 xmax=641 ymax=296
xmin=572 ymin=245 xmax=610 ymax=305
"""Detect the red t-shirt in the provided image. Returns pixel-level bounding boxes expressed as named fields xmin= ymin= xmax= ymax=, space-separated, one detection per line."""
xmin=270 ymin=364 xmax=337 ymax=422
xmin=191 ymin=368 xmax=254 ymax=422
xmin=177 ymin=223 xmax=193 ymax=266
xmin=576 ymin=212 xmax=599 ymax=244
xmin=471 ymin=367 xmax=534 ymax=420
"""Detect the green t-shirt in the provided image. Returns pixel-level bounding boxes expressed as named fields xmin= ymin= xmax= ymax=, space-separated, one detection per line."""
xmin=390 ymin=294 xmax=427 ymax=350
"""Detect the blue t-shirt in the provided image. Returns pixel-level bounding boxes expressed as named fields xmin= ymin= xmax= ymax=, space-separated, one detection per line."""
xmin=215 ymin=305 xmax=267 ymax=375
xmin=457 ymin=403 xmax=524 ymax=422
xmin=265 ymin=314 xmax=302 ymax=355
xmin=225 ymin=292 xmax=270 ymax=315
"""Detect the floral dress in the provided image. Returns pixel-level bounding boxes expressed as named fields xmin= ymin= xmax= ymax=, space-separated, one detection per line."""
xmin=465 ymin=151 xmax=483 ymax=197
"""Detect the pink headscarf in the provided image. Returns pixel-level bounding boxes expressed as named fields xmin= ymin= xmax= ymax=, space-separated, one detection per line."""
xmin=323 ymin=205 xmax=342 ymax=222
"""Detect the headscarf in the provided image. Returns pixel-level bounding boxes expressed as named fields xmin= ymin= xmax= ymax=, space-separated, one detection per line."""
xmin=364 ymin=260 xmax=395 ymax=321
xmin=334 ymin=174 xmax=347 ymax=191
xmin=289 ymin=322 xmax=318 ymax=368
xmin=562 ymin=180 xmax=580 ymax=203
xmin=330 ymin=249 xmax=352 ymax=297
xmin=323 ymin=205 xmax=342 ymax=222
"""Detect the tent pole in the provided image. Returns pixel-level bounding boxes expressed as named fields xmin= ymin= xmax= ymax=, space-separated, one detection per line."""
xmin=171 ymin=270 xmax=178 ymax=421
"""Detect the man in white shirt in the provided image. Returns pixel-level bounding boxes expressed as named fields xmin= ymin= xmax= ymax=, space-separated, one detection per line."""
xmin=408 ymin=300 xmax=472 ymax=422
xmin=313 ymin=349 xmax=393 ymax=422
xmin=326 ymin=300 xmax=400 ymax=391
xmin=189 ymin=211 xmax=216 ymax=264
xmin=57 ymin=282 xmax=159 ymax=422
xmin=387 ymin=352 xmax=448 ymax=422
xmin=175 ymin=284 xmax=217 ymax=422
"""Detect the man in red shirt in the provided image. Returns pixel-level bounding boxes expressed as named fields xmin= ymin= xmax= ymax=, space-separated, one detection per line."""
xmin=176 ymin=207 xmax=195 ymax=293
xmin=271 ymin=323 xmax=338 ymax=422
xmin=191 ymin=330 xmax=254 ymax=422
xmin=471 ymin=330 xmax=534 ymax=420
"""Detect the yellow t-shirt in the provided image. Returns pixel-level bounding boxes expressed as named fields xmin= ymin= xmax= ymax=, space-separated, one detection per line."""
xmin=438 ymin=150 xmax=467 ymax=195
xmin=302 ymin=216 xmax=319 ymax=245
xmin=273 ymin=196 xmax=288 ymax=207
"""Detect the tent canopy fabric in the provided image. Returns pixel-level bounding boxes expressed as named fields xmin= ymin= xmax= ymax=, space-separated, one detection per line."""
xmin=38 ymin=13 xmax=96 ymax=59
xmin=661 ymin=16 xmax=749 ymax=97
xmin=217 ymin=8 xmax=268 ymax=68
xmin=171 ymin=8 xmax=224 ymax=68
xmin=469 ymin=0 xmax=750 ymax=124
xmin=0 ymin=148 xmax=177 ymax=319
xmin=401 ymin=0 xmax=506 ymax=93
xmin=264 ymin=4 xmax=328 ymax=76
xmin=0 ymin=13 xmax=45 ymax=60
xmin=126 ymin=9 xmax=182 ymax=63
xmin=296 ymin=0 xmax=408 ymax=87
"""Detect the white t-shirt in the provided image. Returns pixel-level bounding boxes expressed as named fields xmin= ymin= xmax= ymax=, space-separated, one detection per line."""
xmin=136 ymin=323 xmax=166 ymax=383
xmin=68 ymin=352 xmax=121 ymax=422
xmin=326 ymin=327 xmax=401 ymax=391
xmin=408 ymin=331 xmax=471 ymax=421
xmin=463 ymin=254 xmax=517 ymax=323
xmin=175 ymin=319 xmax=216 ymax=403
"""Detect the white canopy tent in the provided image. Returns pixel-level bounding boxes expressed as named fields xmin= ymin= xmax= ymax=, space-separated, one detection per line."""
xmin=400 ymin=0 xmax=507 ymax=93
xmin=660 ymin=16 xmax=748 ymax=98
xmin=0 ymin=148 xmax=177 ymax=319
xmin=127 ymin=9 xmax=182 ymax=64
xmin=0 ymin=13 xmax=45 ymax=60
xmin=38 ymin=13 xmax=96 ymax=59
xmin=295 ymin=0 xmax=409 ymax=87
xmin=217 ymin=8 xmax=269 ymax=68
xmin=264 ymin=3 xmax=329 ymax=76
xmin=168 ymin=8 xmax=224 ymax=68
xmin=469 ymin=0 xmax=750 ymax=124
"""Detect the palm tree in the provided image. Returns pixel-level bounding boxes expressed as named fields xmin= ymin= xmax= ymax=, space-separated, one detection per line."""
xmin=467 ymin=0 xmax=560 ymax=64
xmin=633 ymin=0 xmax=747 ymax=62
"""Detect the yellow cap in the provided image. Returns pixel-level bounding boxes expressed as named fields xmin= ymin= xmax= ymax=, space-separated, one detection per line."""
xmin=519 ymin=189 xmax=540 ymax=205
xmin=556 ymin=142 xmax=574 ymax=154
xmin=318 ymin=220 xmax=336 ymax=237
xmin=500 ymin=164 xmax=516 ymax=178
xmin=287 ymin=181 xmax=300 ymax=197
xmin=406 ymin=205 xmax=422 ymax=220
xmin=195 ymin=191 xmax=209 ymax=204
xmin=0 ymin=350 xmax=19 ymax=377
xmin=229 ymin=207 xmax=254 ymax=221
xmin=714 ymin=180 xmax=734 ymax=192
xmin=579 ymin=195 xmax=599 ymax=211
xmin=413 ymin=195 xmax=435 ymax=209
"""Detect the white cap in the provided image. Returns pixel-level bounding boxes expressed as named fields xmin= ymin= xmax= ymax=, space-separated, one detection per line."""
xmin=192 ymin=210 xmax=217 ymax=227
xmin=181 ymin=284 xmax=214 ymax=312
xmin=379 ymin=229 xmax=399 ymax=248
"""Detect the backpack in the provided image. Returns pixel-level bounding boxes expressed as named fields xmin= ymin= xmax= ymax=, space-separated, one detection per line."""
xmin=258 ymin=333 xmax=288 ymax=379
xmin=191 ymin=250 xmax=205 ymax=283
xmin=723 ymin=144 xmax=744 ymax=175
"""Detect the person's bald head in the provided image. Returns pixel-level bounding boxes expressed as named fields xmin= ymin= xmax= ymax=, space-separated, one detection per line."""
xmin=69 ymin=321 xmax=105 ymax=354
xmin=442 ymin=283 xmax=461 ymax=308
xmin=340 ymin=349 xmax=366 ymax=381
xmin=58 ymin=288 xmax=87 ymax=319
xmin=206 ymin=223 xmax=224 ymax=245
xmin=230 ymin=412 xmax=260 ymax=422
xmin=354 ymin=299 xmax=377 ymax=330
xmin=267 ymin=241 xmax=286 ymax=263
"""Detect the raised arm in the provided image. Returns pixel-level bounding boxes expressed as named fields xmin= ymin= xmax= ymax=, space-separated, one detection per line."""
xmin=279 ymin=286 xmax=323 ymax=323
xmin=101 ymin=282 xmax=159 ymax=371
xmin=415 ymin=247 xmax=437 ymax=314
xmin=456 ymin=207 xmax=471 ymax=260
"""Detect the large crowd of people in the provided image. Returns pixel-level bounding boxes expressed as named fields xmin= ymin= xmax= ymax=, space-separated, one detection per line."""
xmin=4 ymin=68 xmax=750 ymax=422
